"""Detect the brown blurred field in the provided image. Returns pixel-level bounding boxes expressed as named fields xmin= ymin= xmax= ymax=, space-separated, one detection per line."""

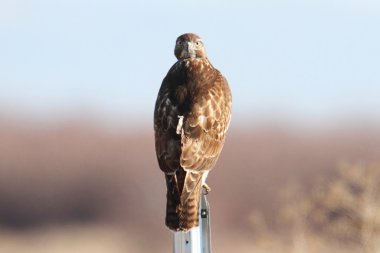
xmin=0 ymin=116 xmax=379 ymax=252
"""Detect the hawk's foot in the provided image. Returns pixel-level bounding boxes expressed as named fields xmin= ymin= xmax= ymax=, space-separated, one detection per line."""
xmin=202 ymin=183 xmax=211 ymax=195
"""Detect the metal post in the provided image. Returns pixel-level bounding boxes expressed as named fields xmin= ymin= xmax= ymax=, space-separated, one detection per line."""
xmin=173 ymin=191 xmax=212 ymax=253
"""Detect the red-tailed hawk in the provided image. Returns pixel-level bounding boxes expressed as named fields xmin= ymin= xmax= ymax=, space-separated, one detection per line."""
xmin=154 ymin=33 xmax=232 ymax=231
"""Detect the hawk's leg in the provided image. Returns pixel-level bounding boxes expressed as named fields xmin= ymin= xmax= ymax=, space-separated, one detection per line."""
xmin=202 ymin=183 xmax=211 ymax=195
xmin=176 ymin=115 xmax=184 ymax=135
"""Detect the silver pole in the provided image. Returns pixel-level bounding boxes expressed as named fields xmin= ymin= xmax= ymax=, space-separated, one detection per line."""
xmin=173 ymin=191 xmax=212 ymax=253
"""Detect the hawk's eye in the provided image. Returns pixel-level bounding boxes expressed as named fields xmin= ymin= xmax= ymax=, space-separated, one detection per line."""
xmin=177 ymin=41 xmax=182 ymax=45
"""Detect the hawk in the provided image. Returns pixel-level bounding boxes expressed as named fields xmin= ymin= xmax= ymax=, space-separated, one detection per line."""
xmin=154 ymin=33 xmax=232 ymax=231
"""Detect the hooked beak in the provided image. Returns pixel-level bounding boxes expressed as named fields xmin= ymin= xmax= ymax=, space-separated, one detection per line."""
xmin=184 ymin=42 xmax=196 ymax=58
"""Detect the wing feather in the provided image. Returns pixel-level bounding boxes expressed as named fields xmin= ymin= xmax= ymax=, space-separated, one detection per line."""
xmin=180 ymin=74 xmax=232 ymax=172
xmin=154 ymin=78 xmax=181 ymax=174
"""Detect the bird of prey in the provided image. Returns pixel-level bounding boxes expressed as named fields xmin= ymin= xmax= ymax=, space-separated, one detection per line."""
xmin=154 ymin=33 xmax=232 ymax=231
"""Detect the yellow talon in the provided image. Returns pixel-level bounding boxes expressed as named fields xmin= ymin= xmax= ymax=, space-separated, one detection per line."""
xmin=202 ymin=183 xmax=211 ymax=194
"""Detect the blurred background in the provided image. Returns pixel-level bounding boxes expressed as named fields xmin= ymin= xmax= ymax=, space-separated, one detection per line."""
xmin=1 ymin=0 xmax=380 ymax=252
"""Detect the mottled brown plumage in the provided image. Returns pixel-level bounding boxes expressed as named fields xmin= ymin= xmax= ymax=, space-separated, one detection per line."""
xmin=154 ymin=33 xmax=232 ymax=231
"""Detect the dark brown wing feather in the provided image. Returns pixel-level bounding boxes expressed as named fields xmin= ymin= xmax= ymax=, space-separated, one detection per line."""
xmin=180 ymin=73 xmax=232 ymax=172
xmin=154 ymin=77 xmax=181 ymax=174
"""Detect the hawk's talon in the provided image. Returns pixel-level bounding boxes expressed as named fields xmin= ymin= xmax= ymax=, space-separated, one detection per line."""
xmin=202 ymin=184 xmax=211 ymax=195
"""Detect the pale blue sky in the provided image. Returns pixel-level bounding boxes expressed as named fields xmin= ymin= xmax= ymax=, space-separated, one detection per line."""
xmin=1 ymin=0 xmax=379 ymax=126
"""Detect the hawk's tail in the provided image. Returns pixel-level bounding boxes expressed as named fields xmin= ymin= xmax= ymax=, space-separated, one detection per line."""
xmin=165 ymin=170 xmax=203 ymax=231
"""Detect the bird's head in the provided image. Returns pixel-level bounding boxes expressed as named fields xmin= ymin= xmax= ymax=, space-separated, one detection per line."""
xmin=174 ymin=33 xmax=206 ymax=60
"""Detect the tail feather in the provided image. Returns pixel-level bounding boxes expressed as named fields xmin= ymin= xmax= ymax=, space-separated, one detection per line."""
xmin=165 ymin=170 xmax=203 ymax=231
